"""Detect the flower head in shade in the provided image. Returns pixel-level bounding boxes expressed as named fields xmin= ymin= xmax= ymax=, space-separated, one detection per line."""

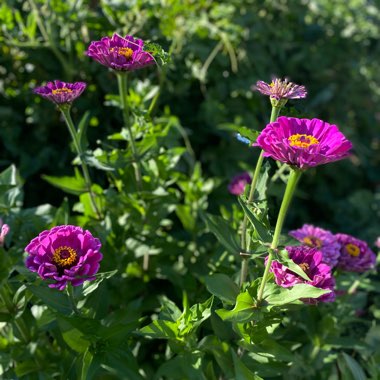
xmin=254 ymin=78 xmax=307 ymax=106
xmin=33 ymin=80 xmax=86 ymax=105
xmin=255 ymin=116 xmax=352 ymax=169
xmin=25 ymin=225 xmax=103 ymax=290
xmin=375 ymin=237 xmax=380 ymax=249
xmin=289 ymin=224 xmax=341 ymax=267
xmin=228 ymin=172 xmax=252 ymax=195
xmin=335 ymin=233 xmax=376 ymax=272
xmin=269 ymin=246 xmax=336 ymax=304
xmin=0 ymin=220 xmax=9 ymax=247
xmin=86 ymin=33 xmax=155 ymax=72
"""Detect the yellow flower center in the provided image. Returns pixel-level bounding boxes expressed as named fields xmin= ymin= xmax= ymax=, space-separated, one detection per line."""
xmin=288 ymin=134 xmax=319 ymax=148
xmin=345 ymin=243 xmax=360 ymax=257
xmin=299 ymin=262 xmax=310 ymax=273
xmin=52 ymin=88 xmax=73 ymax=95
xmin=303 ymin=236 xmax=323 ymax=248
xmin=110 ymin=47 xmax=134 ymax=60
xmin=53 ymin=246 xmax=77 ymax=267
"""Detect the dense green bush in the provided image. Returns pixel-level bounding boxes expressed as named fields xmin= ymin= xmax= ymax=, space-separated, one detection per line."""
xmin=0 ymin=0 xmax=379 ymax=379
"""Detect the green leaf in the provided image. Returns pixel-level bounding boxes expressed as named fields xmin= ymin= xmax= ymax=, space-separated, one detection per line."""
xmin=176 ymin=204 xmax=195 ymax=231
xmin=0 ymin=165 xmax=19 ymax=186
xmin=27 ymin=285 xmax=72 ymax=315
xmin=273 ymin=249 xmax=311 ymax=281
xmin=264 ymin=283 xmax=331 ymax=306
xmin=77 ymin=111 xmax=90 ymax=151
xmin=79 ymin=349 xmax=94 ymax=380
xmin=238 ymin=197 xmax=272 ymax=243
xmin=58 ymin=317 xmax=91 ymax=353
xmin=216 ymin=290 xmax=257 ymax=323
xmin=139 ymin=320 xmax=179 ymax=340
xmin=42 ymin=173 xmax=87 ymax=196
xmin=205 ymin=274 xmax=239 ymax=304
xmin=232 ymin=351 xmax=263 ymax=380
xmin=255 ymin=162 xmax=270 ymax=202
xmin=83 ymin=154 xmax=115 ymax=171
xmin=14 ymin=360 xmax=39 ymax=377
xmin=219 ymin=123 xmax=259 ymax=143
xmin=82 ymin=270 xmax=118 ymax=297
xmin=337 ymin=353 xmax=367 ymax=380
xmin=202 ymin=213 xmax=241 ymax=255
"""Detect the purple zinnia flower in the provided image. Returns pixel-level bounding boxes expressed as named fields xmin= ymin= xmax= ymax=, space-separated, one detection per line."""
xmin=86 ymin=33 xmax=155 ymax=71
xmin=254 ymin=78 xmax=307 ymax=100
xmin=33 ymin=80 xmax=86 ymax=105
xmin=335 ymin=233 xmax=376 ymax=272
xmin=269 ymin=246 xmax=335 ymax=304
xmin=25 ymin=225 xmax=103 ymax=290
xmin=289 ymin=224 xmax=341 ymax=267
xmin=228 ymin=172 xmax=252 ymax=195
xmin=255 ymin=116 xmax=352 ymax=169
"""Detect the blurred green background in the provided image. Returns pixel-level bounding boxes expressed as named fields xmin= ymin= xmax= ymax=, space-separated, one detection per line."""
xmin=1 ymin=0 xmax=379 ymax=240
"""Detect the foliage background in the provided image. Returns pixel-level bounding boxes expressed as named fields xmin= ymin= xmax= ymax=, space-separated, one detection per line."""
xmin=0 ymin=0 xmax=380 ymax=379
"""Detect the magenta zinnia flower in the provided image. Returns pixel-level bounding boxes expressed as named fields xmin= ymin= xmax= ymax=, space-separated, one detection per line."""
xmin=335 ymin=233 xmax=376 ymax=272
xmin=228 ymin=172 xmax=252 ymax=195
xmin=33 ymin=80 xmax=86 ymax=105
xmin=25 ymin=225 xmax=103 ymax=290
xmin=255 ymin=116 xmax=352 ymax=169
xmin=86 ymin=33 xmax=155 ymax=71
xmin=289 ymin=224 xmax=341 ymax=267
xmin=254 ymin=78 xmax=307 ymax=100
xmin=269 ymin=246 xmax=335 ymax=304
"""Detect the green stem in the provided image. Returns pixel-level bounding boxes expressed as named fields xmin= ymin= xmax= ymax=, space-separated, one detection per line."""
xmin=61 ymin=108 xmax=101 ymax=219
xmin=0 ymin=284 xmax=30 ymax=342
xmin=239 ymin=105 xmax=282 ymax=286
xmin=67 ymin=284 xmax=80 ymax=315
xmin=116 ymin=73 xmax=143 ymax=191
xmin=257 ymin=169 xmax=302 ymax=303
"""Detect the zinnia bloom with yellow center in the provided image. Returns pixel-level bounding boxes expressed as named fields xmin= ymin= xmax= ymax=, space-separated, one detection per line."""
xmin=255 ymin=116 xmax=353 ymax=169
xmin=25 ymin=225 xmax=103 ymax=290
xmin=33 ymin=80 xmax=86 ymax=105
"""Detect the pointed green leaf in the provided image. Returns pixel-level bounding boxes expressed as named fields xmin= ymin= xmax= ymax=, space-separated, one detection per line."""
xmin=216 ymin=291 xmax=257 ymax=323
xmin=205 ymin=274 xmax=239 ymax=304
xmin=42 ymin=174 xmax=87 ymax=195
xmin=273 ymin=249 xmax=311 ymax=281
xmin=202 ymin=213 xmax=241 ymax=255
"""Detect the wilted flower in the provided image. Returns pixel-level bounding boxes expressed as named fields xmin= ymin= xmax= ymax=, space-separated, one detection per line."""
xmin=335 ymin=233 xmax=376 ymax=272
xmin=86 ymin=33 xmax=155 ymax=72
xmin=0 ymin=220 xmax=9 ymax=247
xmin=269 ymin=246 xmax=335 ymax=304
xmin=33 ymin=80 xmax=86 ymax=105
xmin=254 ymin=78 xmax=307 ymax=101
xmin=25 ymin=225 xmax=103 ymax=290
xmin=289 ymin=224 xmax=341 ymax=267
xmin=228 ymin=172 xmax=252 ymax=195
xmin=255 ymin=116 xmax=352 ymax=169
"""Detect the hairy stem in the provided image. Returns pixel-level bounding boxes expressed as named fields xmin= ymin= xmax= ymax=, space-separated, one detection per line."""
xmin=117 ymin=73 xmax=143 ymax=191
xmin=257 ymin=169 xmax=302 ymax=303
xmin=61 ymin=108 xmax=101 ymax=219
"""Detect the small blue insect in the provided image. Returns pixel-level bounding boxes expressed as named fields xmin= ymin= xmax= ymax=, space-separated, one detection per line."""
xmin=236 ymin=133 xmax=251 ymax=145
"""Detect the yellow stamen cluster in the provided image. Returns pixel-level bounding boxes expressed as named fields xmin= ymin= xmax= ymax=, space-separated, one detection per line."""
xmin=52 ymin=88 xmax=73 ymax=95
xmin=299 ymin=262 xmax=310 ymax=273
xmin=53 ymin=246 xmax=77 ymax=267
xmin=288 ymin=134 xmax=319 ymax=148
xmin=110 ymin=47 xmax=133 ymax=59
xmin=345 ymin=243 xmax=360 ymax=257
xmin=303 ymin=236 xmax=323 ymax=248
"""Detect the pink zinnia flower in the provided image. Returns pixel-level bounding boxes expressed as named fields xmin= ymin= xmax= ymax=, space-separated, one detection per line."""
xmin=33 ymin=80 xmax=86 ymax=105
xmin=0 ymin=220 xmax=9 ymax=247
xmin=289 ymin=224 xmax=341 ymax=267
xmin=375 ymin=237 xmax=380 ymax=249
xmin=335 ymin=233 xmax=376 ymax=272
xmin=255 ymin=116 xmax=352 ymax=169
xmin=25 ymin=225 xmax=103 ymax=290
xmin=269 ymin=246 xmax=336 ymax=304
xmin=228 ymin=172 xmax=252 ymax=195
xmin=86 ymin=33 xmax=155 ymax=71
xmin=254 ymin=78 xmax=307 ymax=100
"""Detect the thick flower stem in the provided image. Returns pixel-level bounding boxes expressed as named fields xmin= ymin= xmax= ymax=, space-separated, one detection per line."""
xmin=239 ymin=105 xmax=282 ymax=287
xmin=60 ymin=108 xmax=102 ymax=219
xmin=116 ymin=73 xmax=143 ymax=191
xmin=0 ymin=284 xmax=30 ymax=342
xmin=256 ymin=169 xmax=302 ymax=303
